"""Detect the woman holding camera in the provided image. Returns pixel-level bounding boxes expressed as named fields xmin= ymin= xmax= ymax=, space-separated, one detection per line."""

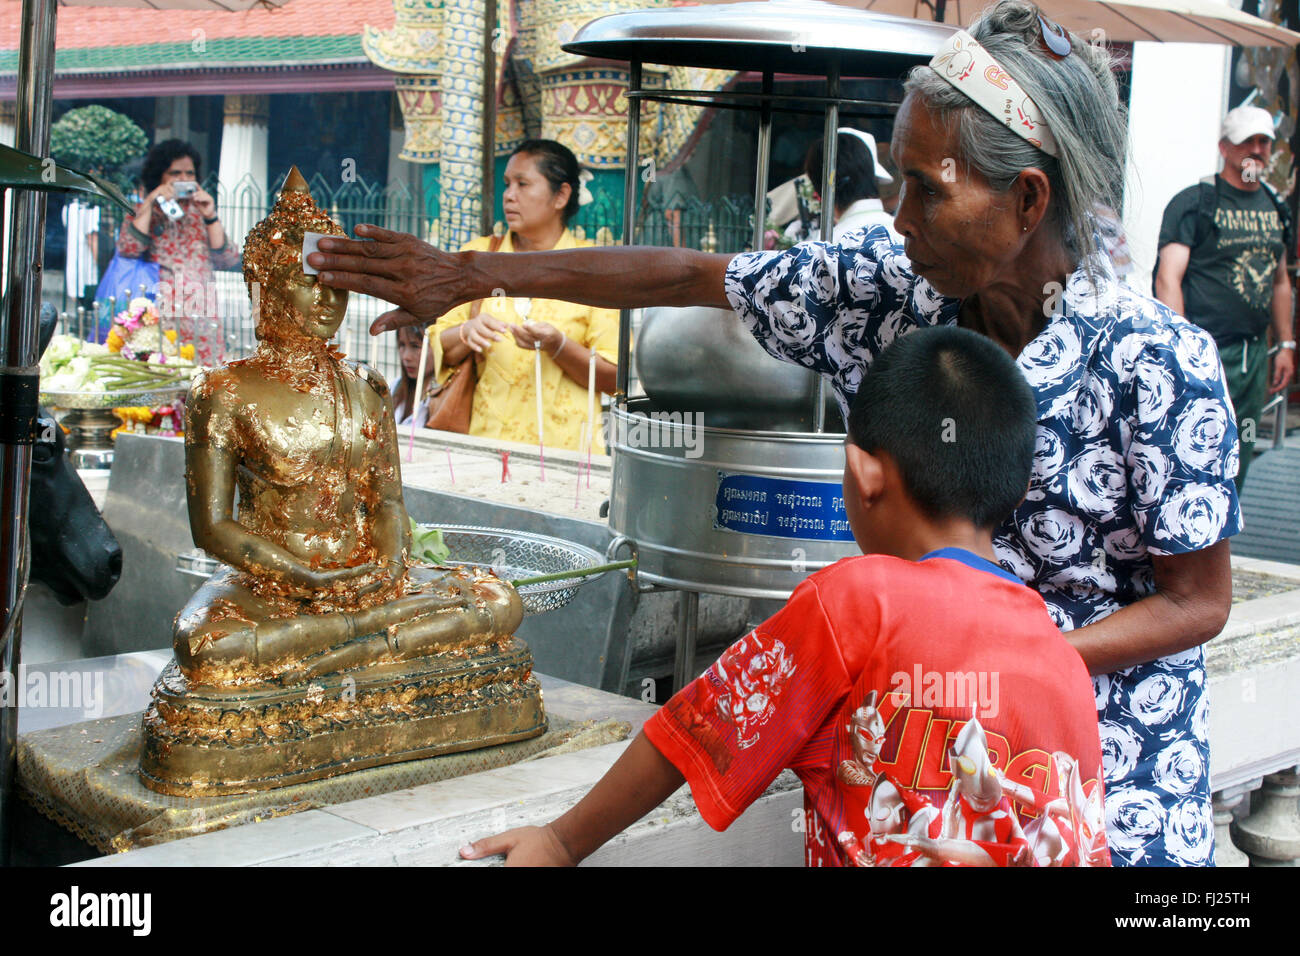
xmin=116 ymin=139 xmax=240 ymax=364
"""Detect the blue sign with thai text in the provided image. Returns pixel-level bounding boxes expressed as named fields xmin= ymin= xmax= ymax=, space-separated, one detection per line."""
xmin=713 ymin=472 xmax=855 ymax=541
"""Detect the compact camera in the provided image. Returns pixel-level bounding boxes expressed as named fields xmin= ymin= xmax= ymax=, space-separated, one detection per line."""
xmin=157 ymin=195 xmax=184 ymax=221
xmin=172 ymin=180 xmax=198 ymax=200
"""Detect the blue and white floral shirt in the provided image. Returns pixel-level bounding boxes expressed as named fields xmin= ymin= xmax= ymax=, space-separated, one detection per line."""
xmin=725 ymin=227 xmax=1242 ymax=867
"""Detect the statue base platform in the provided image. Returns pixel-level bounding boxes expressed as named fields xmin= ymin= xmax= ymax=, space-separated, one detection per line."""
xmin=140 ymin=637 xmax=546 ymax=797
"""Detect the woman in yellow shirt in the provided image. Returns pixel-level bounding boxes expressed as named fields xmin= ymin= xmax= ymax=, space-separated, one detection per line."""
xmin=430 ymin=140 xmax=618 ymax=452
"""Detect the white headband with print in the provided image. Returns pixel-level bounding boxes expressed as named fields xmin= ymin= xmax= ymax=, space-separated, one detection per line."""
xmin=929 ymin=30 xmax=1060 ymax=158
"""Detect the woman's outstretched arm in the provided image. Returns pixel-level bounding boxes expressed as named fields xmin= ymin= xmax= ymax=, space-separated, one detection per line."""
xmin=311 ymin=223 xmax=735 ymax=333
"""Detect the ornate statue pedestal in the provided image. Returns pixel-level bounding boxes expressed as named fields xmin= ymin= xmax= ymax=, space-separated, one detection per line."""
xmin=140 ymin=638 xmax=545 ymax=796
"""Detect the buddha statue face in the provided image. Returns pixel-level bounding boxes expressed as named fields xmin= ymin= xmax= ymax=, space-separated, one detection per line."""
xmin=244 ymin=167 xmax=348 ymax=345
xmin=276 ymin=261 xmax=349 ymax=340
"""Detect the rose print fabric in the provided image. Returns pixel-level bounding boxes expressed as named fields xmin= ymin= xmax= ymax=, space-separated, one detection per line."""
xmin=117 ymin=202 xmax=241 ymax=366
xmin=724 ymin=227 xmax=1241 ymax=866
xmin=645 ymin=551 xmax=1110 ymax=866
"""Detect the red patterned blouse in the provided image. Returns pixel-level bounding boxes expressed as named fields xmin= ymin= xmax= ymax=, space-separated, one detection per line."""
xmin=116 ymin=201 xmax=241 ymax=365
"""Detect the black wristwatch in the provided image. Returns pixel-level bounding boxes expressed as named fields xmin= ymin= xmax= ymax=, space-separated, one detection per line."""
xmin=203 ymin=213 xmax=219 ymax=225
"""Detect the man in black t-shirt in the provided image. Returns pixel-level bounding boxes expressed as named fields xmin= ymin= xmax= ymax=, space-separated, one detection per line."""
xmin=1155 ymin=105 xmax=1296 ymax=489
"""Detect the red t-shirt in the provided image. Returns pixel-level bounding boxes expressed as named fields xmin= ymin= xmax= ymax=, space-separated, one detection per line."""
xmin=644 ymin=549 xmax=1110 ymax=867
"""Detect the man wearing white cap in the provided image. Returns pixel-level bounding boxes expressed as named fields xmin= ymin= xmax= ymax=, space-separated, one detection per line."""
xmin=811 ymin=129 xmax=901 ymax=244
xmin=779 ymin=128 xmax=902 ymax=246
xmin=1155 ymin=104 xmax=1296 ymax=489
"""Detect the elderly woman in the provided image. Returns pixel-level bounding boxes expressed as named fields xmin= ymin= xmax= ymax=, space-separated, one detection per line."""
xmin=314 ymin=0 xmax=1238 ymax=866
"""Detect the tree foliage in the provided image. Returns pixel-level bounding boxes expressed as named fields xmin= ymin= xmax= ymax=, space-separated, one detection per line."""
xmin=49 ymin=106 xmax=148 ymax=190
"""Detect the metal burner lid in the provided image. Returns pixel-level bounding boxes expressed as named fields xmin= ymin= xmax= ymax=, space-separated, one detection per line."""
xmin=562 ymin=0 xmax=955 ymax=77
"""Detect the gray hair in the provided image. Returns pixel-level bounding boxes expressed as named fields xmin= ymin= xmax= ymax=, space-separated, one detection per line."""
xmin=903 ymin=0 xmax=1128 ymax=266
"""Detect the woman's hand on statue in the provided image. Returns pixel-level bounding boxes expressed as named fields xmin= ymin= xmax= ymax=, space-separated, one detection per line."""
xmin=311 ymin=224 xmax=467 ymax=332
xmin=463 ymin=313 xmax=509 ymax=353
xmin=459 ymin=824 xmax=578 ymax=867
xmin=510 ymin=321 xmax=563 ymax=355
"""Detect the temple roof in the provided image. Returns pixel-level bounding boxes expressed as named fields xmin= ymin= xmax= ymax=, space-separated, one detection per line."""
xmin=0 ymin=0 xmax=394 ymax=75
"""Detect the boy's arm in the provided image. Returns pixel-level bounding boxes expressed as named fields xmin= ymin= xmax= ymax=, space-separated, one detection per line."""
xmin=459 ymin=731 xmax=685 ymax=866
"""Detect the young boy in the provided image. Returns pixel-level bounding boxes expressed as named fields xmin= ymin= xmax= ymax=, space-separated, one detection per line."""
xmin=461 ymin=326 xmax=1109 ymax=867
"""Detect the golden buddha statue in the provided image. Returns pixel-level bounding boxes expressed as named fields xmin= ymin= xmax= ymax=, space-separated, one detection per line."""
xmin=139 ymin=168 xmax=545 ymax=796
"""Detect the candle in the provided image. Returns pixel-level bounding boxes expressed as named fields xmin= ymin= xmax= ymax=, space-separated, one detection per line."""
xmin=575 ymin=422 xmax=588 ymax=509
xmin=586 ymin=350 xmax=597 ymax=488
xmin=369 ymin=323 xmax=379 ymax=372
xmin=445 ymin=448 xmax=455 ymax=485
xmin=501 ymin=450 xmax=511 ymax=483
xmin=408 ymin=329 xmax=431 ymax=462
xmin=534 ymin=342 xmax=546 ymax=481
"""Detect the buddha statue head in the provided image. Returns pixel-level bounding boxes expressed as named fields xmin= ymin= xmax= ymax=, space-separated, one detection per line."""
xmin=243 ymin=167 xmax=348 ymax=345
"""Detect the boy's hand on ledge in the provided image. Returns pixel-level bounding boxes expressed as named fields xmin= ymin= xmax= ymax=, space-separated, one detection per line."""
xmin=459 ymin=824 xmax=577 ymax=867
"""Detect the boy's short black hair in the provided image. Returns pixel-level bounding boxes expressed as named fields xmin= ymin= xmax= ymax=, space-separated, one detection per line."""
xmin=848 ymin=326 xmax=1037 ymax=528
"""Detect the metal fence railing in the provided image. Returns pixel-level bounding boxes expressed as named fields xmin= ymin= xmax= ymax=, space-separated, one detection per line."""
xmin=58 ymin=173 xmax=759 ymax=380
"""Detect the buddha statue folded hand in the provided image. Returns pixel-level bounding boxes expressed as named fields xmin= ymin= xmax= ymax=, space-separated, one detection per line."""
xmin=140 ymin=169 xmax=545 ymax=796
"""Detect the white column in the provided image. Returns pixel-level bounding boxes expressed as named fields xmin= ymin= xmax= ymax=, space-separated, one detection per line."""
xmin=215 ymin=95 xmax=269 ymax=359
xmin=1122 ymin=41 xmax=1231 ymax=296
xmin=216 ymin=94 xmax=269 ymax=253
xmin=0 ymin=99 xmax=14 ymax=147
xmin=1 ymin=100 xmax=13 ymax=294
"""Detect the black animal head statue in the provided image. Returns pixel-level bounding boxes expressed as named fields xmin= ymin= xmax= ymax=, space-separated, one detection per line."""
xmin=32 ymin=304 xmax=122 ymax=605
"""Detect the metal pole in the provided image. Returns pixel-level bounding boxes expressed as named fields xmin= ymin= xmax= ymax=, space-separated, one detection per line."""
xmin=480 ymin=0 xmax=497 ymax=238
xmin=617 ymin=61 xmax=643 ymax=401
xmin=751 ymin=73 xmax=774 ymax=252
xmin=673 ymin=590 xmax=700 ymax=695
xmin=813 ymin=58 xmax=840 ymax=434
xmin=1 ymin=0 xmax=57 ymax=865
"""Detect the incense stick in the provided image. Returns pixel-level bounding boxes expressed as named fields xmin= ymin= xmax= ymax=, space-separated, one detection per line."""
xmin=408 ymin=330 xmax=430 ymax=462
xmin=586 ymin=350 xmax=596 ymax=489
xmin=534 ymin=342 xmax=546 ymax=481
xmin=511 ymin=558 xmax=637 ymax=588
xmin=575 ymin=422 xmax=588 ymax=509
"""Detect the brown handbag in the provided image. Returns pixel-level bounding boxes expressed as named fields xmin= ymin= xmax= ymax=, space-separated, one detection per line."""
xmin=423 ymin=234 xmax=503 ymax=434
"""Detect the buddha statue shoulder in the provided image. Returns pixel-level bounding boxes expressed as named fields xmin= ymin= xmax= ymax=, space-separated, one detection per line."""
xmin=141 ymin=169 xmax=544 ymax=795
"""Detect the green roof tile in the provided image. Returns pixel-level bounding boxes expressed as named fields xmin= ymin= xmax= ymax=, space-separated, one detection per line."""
xmin=0 ymin=34 xmax=364 ymax=75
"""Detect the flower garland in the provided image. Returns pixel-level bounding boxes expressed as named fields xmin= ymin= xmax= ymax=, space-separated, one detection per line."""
xmin=107 ymin=297 xmax=195 ymax=364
